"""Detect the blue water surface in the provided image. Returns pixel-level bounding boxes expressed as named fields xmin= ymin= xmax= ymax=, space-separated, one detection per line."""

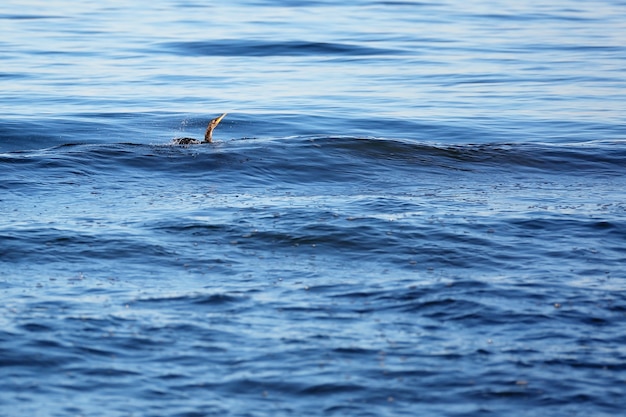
xmin=1 ymin=1 xmax=625 ymax=416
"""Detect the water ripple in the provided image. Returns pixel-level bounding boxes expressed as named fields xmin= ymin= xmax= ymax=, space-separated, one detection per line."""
xmin=159 ymin=39 xmax=402 ymax=57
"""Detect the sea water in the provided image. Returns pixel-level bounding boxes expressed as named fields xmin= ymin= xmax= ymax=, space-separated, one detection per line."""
xmin=1 ymin=1 xmax=625 ymax=416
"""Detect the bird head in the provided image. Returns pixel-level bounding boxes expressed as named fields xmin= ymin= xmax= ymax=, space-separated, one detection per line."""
xmin=203 ymin=113 xmax=228 ymax=143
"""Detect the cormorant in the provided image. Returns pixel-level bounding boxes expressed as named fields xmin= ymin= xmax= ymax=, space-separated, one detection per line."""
xmin=173 ymin=113 xmax=227 ymax=144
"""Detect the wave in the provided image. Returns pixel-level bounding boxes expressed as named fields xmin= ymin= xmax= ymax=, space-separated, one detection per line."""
xmin=2 ymin=137 xmax=624 ymax=182
xmin=158 ymin=39 xmax=403 ymax=57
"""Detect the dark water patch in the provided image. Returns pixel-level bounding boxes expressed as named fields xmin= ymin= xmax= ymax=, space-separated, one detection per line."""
xmin=214 ymin=137 xmax=626 ymax=179
xmin=0 ymin=14 xmax=62 ymax=20
xmin=0 ymin=226 xmax=174 ymax=266
xmin=374 ymin=1 xmax=436 ymax=6
xmin=77 ymin=367 xmax=140 ymax=377
xmin=0 ymin=72 xmax=29 ymax=80
xmin=472 ymin=11 xmax=600 ymax=23
xmin=159 ymin=39 xmax=403 ymax=57
xmin=508 ymin=217 xmax=626 ymax=236
xmin=418 ymin=142 xmax=626 ymax=176
xmin=300 ymin=382 xmax=364 ymax=395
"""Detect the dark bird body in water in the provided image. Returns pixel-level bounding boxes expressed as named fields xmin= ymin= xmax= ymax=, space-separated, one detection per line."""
xmin=173 ymin=113 xmax=227 ymax=145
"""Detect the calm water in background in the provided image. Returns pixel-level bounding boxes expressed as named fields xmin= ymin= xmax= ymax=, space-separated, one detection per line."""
xmin=1 ymin=1 xmax=626 ymax=416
